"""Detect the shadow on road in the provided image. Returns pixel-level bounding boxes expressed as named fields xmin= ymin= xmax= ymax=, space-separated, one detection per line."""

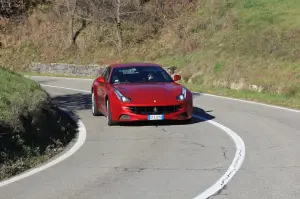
xmin=52 ymin=93 xmax=91 ymax=113
xmin=36 ymin=79 xmax=57 ymax=84
xmin=192 ymin=92 xmax=201 ymax=97
xmin=51 ymin=93 xmax=215 ymax=126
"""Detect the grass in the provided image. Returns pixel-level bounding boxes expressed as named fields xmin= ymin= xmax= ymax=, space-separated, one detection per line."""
xmin=0 ymin=68 xmax=48 ymax=130
xmin=0 ymin=68 xmax=78 ymax=181
xmin=1 ymin=0 xmax=300 ymax=111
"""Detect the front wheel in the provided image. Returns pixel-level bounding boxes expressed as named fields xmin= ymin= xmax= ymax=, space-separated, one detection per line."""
xmin=92 ymin=91 xmax=101 ymax=116
xmin=106 ymin=99 xmax=116 ymax=126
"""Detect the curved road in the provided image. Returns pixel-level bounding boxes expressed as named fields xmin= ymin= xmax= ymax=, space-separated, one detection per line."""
xmin=1 ymin=76 xmax=300 ymax=199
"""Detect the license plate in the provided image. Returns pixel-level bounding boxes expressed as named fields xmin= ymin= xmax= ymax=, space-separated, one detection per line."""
xmin=148 ymin=115 xmax=164 ymax=120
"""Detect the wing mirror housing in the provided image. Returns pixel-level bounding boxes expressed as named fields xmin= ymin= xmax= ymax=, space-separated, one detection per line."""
xmin=96 ymin=76 xmax=105 ymax=83
xmin=173 ymin=74 xmax=181 ymax=81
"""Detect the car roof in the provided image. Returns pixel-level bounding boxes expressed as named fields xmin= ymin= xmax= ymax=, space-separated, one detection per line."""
xmin=109 ymin=62 xmax=162 ymax=69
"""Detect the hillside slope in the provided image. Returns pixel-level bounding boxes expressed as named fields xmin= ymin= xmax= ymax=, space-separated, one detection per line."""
xmin=1 ymin=0 xmax=300 ymax=103
xmin=0 ymin=68 xmax=77 ymax=180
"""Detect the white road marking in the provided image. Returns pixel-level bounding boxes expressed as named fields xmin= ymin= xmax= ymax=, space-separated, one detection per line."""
xmin=21 ymin=75 xmax=300 ymax=198
xmin=39 ymin=84 xmax=91 ymax=93
xmin=0 ymin=108 xmax=87 ymax=188
xmin=36 ymin=83 xmax=246 ymax=199
xmin=192 ymin=92 xmax=300 ymax=113
xmin=28 ymin=76 xmax=300 ymax=113
xmin=25 ymin=75 xmax=94 ymax=81
xmin=191 ymin=114 xmax=245 ymax=199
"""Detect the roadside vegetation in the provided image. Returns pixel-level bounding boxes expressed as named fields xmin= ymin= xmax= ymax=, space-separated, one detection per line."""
xmin=1 ymin=0 xmax=300 ymax=109
xmin=0 ymin=68 xmax=77 ymax=180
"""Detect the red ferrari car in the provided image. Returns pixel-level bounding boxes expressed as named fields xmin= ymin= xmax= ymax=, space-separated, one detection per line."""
xmin=91 ymin=62 xmax=193 ymax=126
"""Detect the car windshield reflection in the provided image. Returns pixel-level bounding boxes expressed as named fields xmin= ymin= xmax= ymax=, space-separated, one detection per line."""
xmin=110 ymin=66 xmax=174 ymax=84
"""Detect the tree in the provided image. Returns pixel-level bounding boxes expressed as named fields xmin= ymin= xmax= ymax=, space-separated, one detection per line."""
xmin=0 ymin=0 xmax=51 ymax=18
xmin=115 ymin=0 xmax=122 ymax=51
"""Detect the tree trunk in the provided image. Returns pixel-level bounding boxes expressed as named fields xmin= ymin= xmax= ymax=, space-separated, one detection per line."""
xmin=71 ymin=18 xmax=87 ymax=45
xmin=116 ymin=0 xmax=122 ymax=54
xmin=70 ymin=15 xmax=75 ymax=45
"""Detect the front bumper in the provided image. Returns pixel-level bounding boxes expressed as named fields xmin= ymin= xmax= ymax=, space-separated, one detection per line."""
xmin=110 ymin=101 xmax=193 ymax=122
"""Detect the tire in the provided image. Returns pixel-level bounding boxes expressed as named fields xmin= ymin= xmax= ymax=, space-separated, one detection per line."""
xmin=92 ymin=91 xmax=101 ymax=116
xmin=106 ymin=99 xmax=116 ymax=126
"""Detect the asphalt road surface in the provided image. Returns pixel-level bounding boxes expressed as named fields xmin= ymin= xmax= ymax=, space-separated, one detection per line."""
xmin=1 ymin=76 xmax=300 ymax=199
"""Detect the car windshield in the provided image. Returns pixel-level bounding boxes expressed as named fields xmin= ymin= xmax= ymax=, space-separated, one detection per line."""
xmin=110 ymin=66 xmax=174 ymax=84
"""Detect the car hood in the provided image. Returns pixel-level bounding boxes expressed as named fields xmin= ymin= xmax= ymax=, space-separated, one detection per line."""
xmin=112 ymin=82 xmax=183 ymax=104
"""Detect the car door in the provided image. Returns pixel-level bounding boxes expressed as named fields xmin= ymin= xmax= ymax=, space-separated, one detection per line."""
xmin=98 ymin=66 xmax=111 ymax=111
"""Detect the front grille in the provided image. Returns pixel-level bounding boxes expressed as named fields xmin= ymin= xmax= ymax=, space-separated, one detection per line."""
xmin=128 ymin=105 xmax=181 ymax=115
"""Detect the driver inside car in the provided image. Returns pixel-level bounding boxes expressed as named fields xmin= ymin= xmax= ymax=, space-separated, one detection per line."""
xmin=147 ymin=72 xmax=154 ymax=81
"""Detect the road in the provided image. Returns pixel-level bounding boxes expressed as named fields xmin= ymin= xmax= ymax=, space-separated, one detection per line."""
xmin=1 ymin=76 xmax=300 ymax=199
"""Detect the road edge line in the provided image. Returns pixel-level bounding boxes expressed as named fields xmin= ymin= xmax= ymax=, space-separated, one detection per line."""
xmin=192 ymin=114 xmax=245 ymax=199
xmin=27 ymin=75 xmax=300 ymax=113
xmin=37 ymin=81 xmax=246 ymax=199
xmin=192 ymin=92 xmax=300 ymax=113
xmin=0 ymin=107 xmax=87 ymax=188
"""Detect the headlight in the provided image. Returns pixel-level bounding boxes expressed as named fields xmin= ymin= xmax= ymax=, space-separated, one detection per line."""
xmin=176 ymin=87 xmax=187 ymax=101
xmin=114 ymin=88 xmax=131 ymax=102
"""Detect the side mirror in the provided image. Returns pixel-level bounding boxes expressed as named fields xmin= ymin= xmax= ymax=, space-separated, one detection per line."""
xmin=173 ymin=74 xmax=181 ymax=81
xmin=96 ymin=76 xmax=105 ymax=83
